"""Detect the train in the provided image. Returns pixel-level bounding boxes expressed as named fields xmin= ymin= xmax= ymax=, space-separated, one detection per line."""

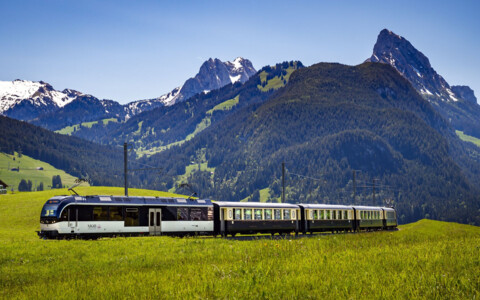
xmin=38 ymin=195 xmax=397 ymax=239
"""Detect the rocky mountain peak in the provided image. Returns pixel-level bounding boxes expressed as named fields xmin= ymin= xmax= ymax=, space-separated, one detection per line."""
xmin=367 ymin=29 xmax=457 ymax=102
xmin=451 ymin=86 xmax=477 ymax=104
xmin=0 ymin=79 xmax=83 ymax=120
xmin=367 ymin=29 xmax=480 ymax=138
xmin=150 ymin=57 xmax=256 ymax=106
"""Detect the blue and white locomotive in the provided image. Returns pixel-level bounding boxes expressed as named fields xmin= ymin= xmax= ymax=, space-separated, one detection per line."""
xmin=38 ymin=194 xmax=397 ymax=239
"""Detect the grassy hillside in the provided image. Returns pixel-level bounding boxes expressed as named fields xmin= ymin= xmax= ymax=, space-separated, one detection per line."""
xmin=257 ymin=62 xmax=300 ymax=91
xmin=0 ymin=116 xmax=125 ymax=187
xmin=55 ymin=118 xmax=118 ymax=135
xmin=0 ymin=189 xmax=478 ymax=298
xmin=456 ymin=130 xmax=480 ymax=147
xmin=0 ymin=152 xmax=84 ymax=191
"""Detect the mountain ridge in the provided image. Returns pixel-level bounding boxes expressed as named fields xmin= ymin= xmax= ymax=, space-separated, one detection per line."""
xmin=1 ymin=57 xmax=256 ymax=130
xmin=139 ymin=61 xmax=480 ymax=225
xmin=366 ymin=28 xmax=480 ymax=137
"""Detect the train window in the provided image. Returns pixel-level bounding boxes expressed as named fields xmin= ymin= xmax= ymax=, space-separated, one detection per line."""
xmin=320 ymin=210 xmax=324 ymax=220
xmin=150 ymin=212 xmax=154 ymax=226
xmin=254 ymin=209 xmax=262 ymax=220
xmin=109 ymin=207 xmax=123 ymax=221
xmin=264 ymin=209 xmax=272 ymax=220
xmin=283 ymin=209 xmax=290 ymax=220
xmin=244 ymin=209 xmax=252 ymax=220
xmin=274 ymin=209 xmax=282 ymax=220
xmin=338 ymin=210 xmax=342 ymax=220
xmin=326 ymin=210 xmax=331 ymax=220
xmin=292 ymin=210 xmax=297 ymax=219
xmin=309 ymin=210 xmax=313 ymax=220
xmin=177 ymin=207 xmax=189 ymax=220
xmin=190 ymin=208 xmax=203 ymax=221
xmin=228 ymin=209 xmax=233 ymax=220
xmin=162 ymin=207 xmax=177 ymax=221
xmin=332 ymin=210 xmax=336 ymax=220
xmin=208 ymin=207 xmax=214 ymax=221
xmin=234 ymin=209 xmax=242 ymax=220
xmin=313 ymin=210 xmax=318 ymax=220
xmin=93 ymin=206 xmax=109 ymax=221
xmin=156 ymin=212 xmax=161 ymax=226
xmin=125 ymin=208 xmax=139 ymax=226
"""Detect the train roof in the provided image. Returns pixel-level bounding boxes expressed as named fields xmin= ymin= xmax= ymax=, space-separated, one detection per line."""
xmin=299 ymin=204 xmax=354 ymax=210
xmin=351 ymin=205 xmax=383 ymax=211
xmin=46 ymin=195 xmax=213 ymax=206
xmin=213 ymin=201 xmax=299 ymax=209
xmin=381 ymin=207 xmax=396 ymax=212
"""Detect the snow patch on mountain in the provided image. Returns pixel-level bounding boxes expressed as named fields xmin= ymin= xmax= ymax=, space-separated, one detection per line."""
xmin=0 ymin=80 xmax=82 ymax=117
xmin=130 ymin=57 xmax=256 ymax=110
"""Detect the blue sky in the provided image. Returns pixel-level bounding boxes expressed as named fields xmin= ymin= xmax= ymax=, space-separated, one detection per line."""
xmin=1 ymin=0 xmax=479 ymax=104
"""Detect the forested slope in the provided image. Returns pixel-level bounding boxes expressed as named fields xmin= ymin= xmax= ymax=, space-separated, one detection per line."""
xmin=0 ymin=116 xmax=128 ymax=186
xmin=141 ymin=62 xmax=480 ymax=225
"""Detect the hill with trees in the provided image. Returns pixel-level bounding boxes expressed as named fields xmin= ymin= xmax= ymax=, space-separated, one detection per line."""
xmin=67 ymin=61 xmax=304 ymax=156
xmin=0 ymin=116 xmax=129 ymax=187
xmin=139 ymin=62 xmax=480 ymax=225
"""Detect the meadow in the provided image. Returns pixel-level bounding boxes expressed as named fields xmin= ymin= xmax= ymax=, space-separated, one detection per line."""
xmin=0 ymin=152 xmax=81 ymax=191
xmin=0 ymin=187 xmax=479 ymax=299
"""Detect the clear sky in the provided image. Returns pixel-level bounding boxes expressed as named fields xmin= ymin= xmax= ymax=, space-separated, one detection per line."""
xmin=1 ymin=0 xmax=479 ymax=104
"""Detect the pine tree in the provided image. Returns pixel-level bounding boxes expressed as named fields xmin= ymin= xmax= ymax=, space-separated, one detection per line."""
xmin=18 ymin=179 xmax=29 ymax=192
xmin=37 ymin=182 xmax=44 ymax=191
xmin=52 ymin=175 xmax=62 ymax=188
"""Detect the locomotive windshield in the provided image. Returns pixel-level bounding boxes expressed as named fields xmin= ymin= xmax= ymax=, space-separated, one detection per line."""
xmin=41 ymin=200 xmax=61 ymax=217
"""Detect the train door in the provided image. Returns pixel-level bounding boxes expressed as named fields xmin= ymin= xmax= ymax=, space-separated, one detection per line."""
xmin=67 ymin=206 xmax=78 ymax=233
xmin=149 ymin=208 xmax=162 ymax=236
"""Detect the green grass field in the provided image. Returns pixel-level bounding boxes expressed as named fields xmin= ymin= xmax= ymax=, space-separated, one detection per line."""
xmin=207 ymin=95 xmax=240 ymax=115
xmin=456 ymin=130 xmax=480 ymax=147
xmin=0 ymin=152 xmax=83 ymax=191
xmin=55 ymin=118 xmax=118 ymax=135
xmin=257 ymin=66 xmax=297 ymax=92
xmin=0 ymin=187 xmax=479 ymax=299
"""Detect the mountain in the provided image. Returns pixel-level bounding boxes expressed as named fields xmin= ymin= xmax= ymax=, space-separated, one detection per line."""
xmin=0 ymin=80 xmax=82 ymax=120
xmin=31 ymin=95 xmax=126 ymax=131
xmin=139 ymin=62 xmax=480 ymax=225
xmin=366 ymin=29 xmax=480 ymax=137
xmin=1 ymin=58 xmax=256 ymax=131
xmin=0 ymin=115 xmax=128 ymax=187
xmin=126 ymin=57 xmax=256 ymax=110
xmin=69 ymin=61 xmax=302 ymax=154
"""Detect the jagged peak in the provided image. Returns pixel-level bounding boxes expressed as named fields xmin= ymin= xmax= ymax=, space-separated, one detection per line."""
xmin=378 ymin=28 xmax=403 ymax=40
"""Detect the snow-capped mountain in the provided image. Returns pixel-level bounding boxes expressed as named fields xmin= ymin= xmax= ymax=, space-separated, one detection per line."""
xmin=366 ymin=29 xmax=480 ymax=137
xmin=2 ymin=57 xmax=256 ymax=130
xmin=0 ymin=80 xmax=83 ymax=120
xmin=127 ymin=57 xmax=256 ymax=111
